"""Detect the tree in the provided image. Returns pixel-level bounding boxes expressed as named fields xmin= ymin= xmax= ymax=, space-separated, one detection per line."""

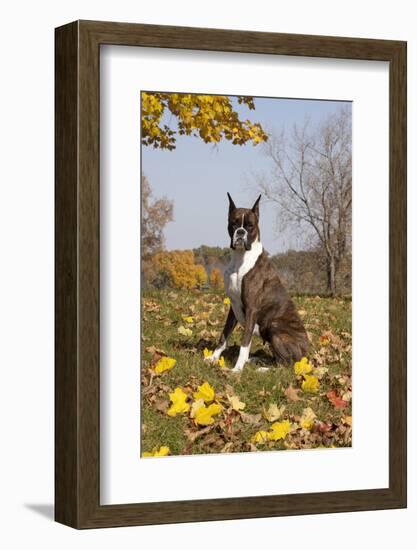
xmin=141 ymin=92 xmax=268 ymax=150
xmin=210 ymin=267 xmax=224 ymax=290
xmin=141 ymin=174 xmax=173 ymax=257
xmin=194 ymin=264 xmax=208 ymax=289
xmin=256 ymin=107 xmax=351 ymax=295
xmin=152 ymin=250 xmax=207 ymax=290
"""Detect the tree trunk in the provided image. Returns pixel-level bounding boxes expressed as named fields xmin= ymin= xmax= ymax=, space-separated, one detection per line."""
xmin=326 ymin=255 xmax=336 ymax=296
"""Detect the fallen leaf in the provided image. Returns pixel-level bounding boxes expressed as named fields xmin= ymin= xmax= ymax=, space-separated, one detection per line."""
xmin=145 ymin=345 xmax=166 ymax=357
xmin=193 ymin=381 xmax=215 ymax=403
xmin=301 ymin=375 xmax=320 ymax=394
xmin=269 ymin=420 xmax=291 ymax=441
xmin=227 ymin=394 xmax=246 ymax=412
xmin=327 ymin=390 xmax=349 ymax=409
xmin=190 ymin=398 xmax=205 ymax=418
xmin=342 ymin=415 xmax=352 ymax=426
xmin=178 ymin=325 xmax=193 ymax=337
xmin=167 ymin=387 xmax=190 ymax=416
xmin=153 ymin=398 xmax=170 ymax=414
xmin=142 ymin=446 xmax=170 ymax=457
xmin=194 ymin=403 xmax=222 ymax=426
xmin=294 ymin=357 xmax=313 ymax=376
xmin=154 ymin=356 xmax=176 ymax=374
xmin=218 ymin=356 xmax=226 ymax=369
xmin=184 ymin=425 xmax=212 ymax=443
xmin=251 ymin=430 xmax=270 ymax=444
xmin=284 ymin=384 xmax=301 ymax=402
xmin=263 ymin=403 xmax=285 ymax=422
xmin=300 ymin=407 xmax=317 ymax=430
xmin=240 ymin=412 xmax=263 ymax=425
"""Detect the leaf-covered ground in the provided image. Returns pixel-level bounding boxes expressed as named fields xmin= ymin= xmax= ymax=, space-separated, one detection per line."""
xmin=141 ymin=289 xmax=352 ymax=457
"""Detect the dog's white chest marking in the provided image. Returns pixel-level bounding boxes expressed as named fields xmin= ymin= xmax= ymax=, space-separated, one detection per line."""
xmin=224 ymin=241 xmax=263 ymax=328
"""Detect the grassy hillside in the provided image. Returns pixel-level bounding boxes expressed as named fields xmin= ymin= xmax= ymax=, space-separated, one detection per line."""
xmin=141 ymin=289 xmax=352 ymax=457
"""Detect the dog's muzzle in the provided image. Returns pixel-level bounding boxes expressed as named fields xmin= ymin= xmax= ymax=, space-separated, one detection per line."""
xmin=233 ymin=228 xmax=248 ymax=249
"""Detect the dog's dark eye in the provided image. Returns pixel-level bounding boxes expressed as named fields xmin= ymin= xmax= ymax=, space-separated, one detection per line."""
xmin=246 ymin=223 xmax=253 ymax=229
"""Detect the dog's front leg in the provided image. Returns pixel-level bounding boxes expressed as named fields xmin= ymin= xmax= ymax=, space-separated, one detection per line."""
xmin=205 ymin=307 xmax=237 ymax=363
xmin=232 ymin=310 xmax=256 ymax=373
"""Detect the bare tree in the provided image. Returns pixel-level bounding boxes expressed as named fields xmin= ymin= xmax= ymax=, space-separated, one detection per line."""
xmin=141 ymin=174 xmax=174 ymax=258
xmin=256 ymin=107 xmax=352 ymax=295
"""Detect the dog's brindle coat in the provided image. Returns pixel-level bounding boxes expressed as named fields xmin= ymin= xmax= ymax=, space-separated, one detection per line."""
xmin=207 ymin=193 xmax=308 ymax=372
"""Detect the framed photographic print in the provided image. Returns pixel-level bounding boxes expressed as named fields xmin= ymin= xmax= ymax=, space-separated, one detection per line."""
xmin=55 ymin=20 xmax=407 ymax=528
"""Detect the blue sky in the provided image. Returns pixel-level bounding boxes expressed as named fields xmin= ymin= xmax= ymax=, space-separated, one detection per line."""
xmin=142 ymin=95 xmax=351 ymax=254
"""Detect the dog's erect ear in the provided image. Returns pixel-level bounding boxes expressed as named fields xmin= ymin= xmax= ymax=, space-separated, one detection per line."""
xmin=252 ymin=194 xmax=261 ymax=217
xmin=227 ymin=192 xmax=236 ymax=214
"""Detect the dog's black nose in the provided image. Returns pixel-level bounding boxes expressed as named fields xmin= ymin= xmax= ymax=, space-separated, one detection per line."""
xmin=236 ymin=228 xmax=246 ymax=236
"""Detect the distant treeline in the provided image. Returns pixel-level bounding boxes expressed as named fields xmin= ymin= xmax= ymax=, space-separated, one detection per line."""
xmin=142 ymin=245 xmax=351 ymax=296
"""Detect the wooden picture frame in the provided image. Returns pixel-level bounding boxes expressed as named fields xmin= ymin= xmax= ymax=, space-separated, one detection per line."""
xmin=55 ymin=20 xmax=407 ymax=529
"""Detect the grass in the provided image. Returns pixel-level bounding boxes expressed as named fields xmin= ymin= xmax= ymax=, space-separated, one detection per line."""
xmin=141 ymin=288 xmax=352 ymax=456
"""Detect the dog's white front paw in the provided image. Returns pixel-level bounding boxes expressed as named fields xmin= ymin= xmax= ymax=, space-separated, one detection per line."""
xmin=232 ymin=345 xmax=250 ymax=373
xmin=231 ymin=361 xmax=245 ymax=373
xmin=204 ymin=354 xmax=217 ymax=363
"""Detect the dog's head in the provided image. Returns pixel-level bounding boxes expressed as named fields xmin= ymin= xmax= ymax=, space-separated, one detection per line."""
xmin=227 ymin=193 xmax=261 ymax=251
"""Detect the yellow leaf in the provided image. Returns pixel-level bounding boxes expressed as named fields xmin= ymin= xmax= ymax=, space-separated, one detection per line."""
xmin=190 ymin=398 xmax=205 ymax=418
xmin=182 ymin=315 xmax=194 ymax=324
xmin=193 ymin=382 xmax=215 ymax=403
xmin=203 ymin=348 xmax=213 ymax=358
xmin=251 ymin=430 xmax=270 ymax=444
xmin=154 ymin=356 xmax=176 ymax=374
xmin=269 ymin=420 xmax=291 ymax=441
xmin=294 ymin=356 xmax=313 ymax=376
xmin=342 ymin=415 xmax=352 ymax=426
xmin=223 ymin=297 xmax=231 ymax=305
xmin=301 ymin=375 xmax=320 ymax=394
xmin=227 ymin=394 xmax=246 ymax=412
xmin=218 ymin=356 xmax=226 ymax=368
xmin=263 ymin=403 xmax=285 ymax=422
xmin=178 ymin=325 xmax=193 ymax=337
xmin=142 ymin=445 xmax=170 ymax=457
xmin=194 ymin=403 xmax=222 ymax=426
xmin=300 ymin=407 xmax=316 ymax=430
xmin=167 ymin=387 xmax=190 ymax=416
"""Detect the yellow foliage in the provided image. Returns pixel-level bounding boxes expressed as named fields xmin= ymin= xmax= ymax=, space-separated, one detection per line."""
xmin=154 ymin=356 xmax=176 ymax=374
xmin=194 ymin=264 xmax=208 ymax=288
xmin=268 ymin=420 xmax=292 ymax=441
xmin=227 ymin=394 xmax=245 ymax=412
xmin=141 ymin=92 xmax=268 ymax=150
xmin=194 ymin=403 xmax=222 ymax=426
xmin=142 ymin=446 xmax=170 ymax=457
xmin=152 ymin=250 xmax=207 ymax=290
xmin=294 ymin=356 xmax=313 ymax=376
xmin=210 ymin=267 xmax=224 ymax=290
xmin=193 ymin=382 xmax=215 ymax=403
xmin=178 ymin=326 xmax=193 ymax=337
xmin=300 ymin=407 xmax=317 ymax=430
xmin=167 ymin=387 xmax=190 ymax=416
xmin=251 ymin=430 xmax=270 ymax=444
xmin=218 ymin=356 xmax=226 ymax=369
xmin=301 ymin=375 xmax=320 ymax=393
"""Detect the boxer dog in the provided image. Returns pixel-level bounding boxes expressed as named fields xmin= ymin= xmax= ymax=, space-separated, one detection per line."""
xmin=206 ymin=193 xmax=308 ymax=373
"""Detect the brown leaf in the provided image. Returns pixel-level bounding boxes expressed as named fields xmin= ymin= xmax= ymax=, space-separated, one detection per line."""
xmin=184 ymin=425 xmax=213 ymax=443
xmin=240 ymin=412 xmax=262 ymax=425
xmin=284 ymin=384 xmax=302 ymax=402
xmin=153 ymin=398 xmax=169 ymax=414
